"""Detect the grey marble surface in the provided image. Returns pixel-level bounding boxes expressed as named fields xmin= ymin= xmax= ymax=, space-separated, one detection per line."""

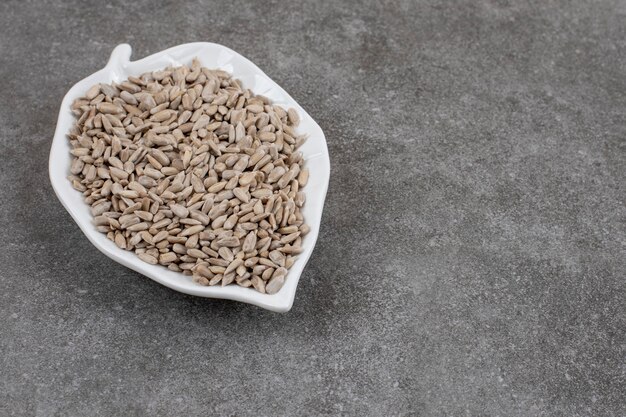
xmin=1 ymin=0 xmax=625 ymax=415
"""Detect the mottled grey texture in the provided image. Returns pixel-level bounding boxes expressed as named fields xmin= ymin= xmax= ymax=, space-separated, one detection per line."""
xmin=0 ymin=0 xmax=624 ymax=416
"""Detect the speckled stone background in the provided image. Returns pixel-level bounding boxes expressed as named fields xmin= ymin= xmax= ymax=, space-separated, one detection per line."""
xmin=1 ymin=0 xmax=625 ymax=416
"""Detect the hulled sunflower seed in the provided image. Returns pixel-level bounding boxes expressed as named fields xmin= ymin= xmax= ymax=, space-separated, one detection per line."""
xmin=265 ymin=274 xmax=285 ymax=295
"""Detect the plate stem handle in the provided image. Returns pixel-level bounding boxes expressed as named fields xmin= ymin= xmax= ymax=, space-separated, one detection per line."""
xmin=106 ymin=44 xmax=132 ymax=71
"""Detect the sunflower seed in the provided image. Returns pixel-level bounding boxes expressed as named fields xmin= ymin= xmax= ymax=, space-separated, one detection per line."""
xmin=265 ymin=274 xmax=285 ymax=295
xmin=138 ymin=253 xmax=158 ymax=265
xmin=251 ymin=276 xmax=266 ymax=293
xmin=287 ymin=108 xmax=300 ymax=127
xmin=159 ymin=252 xmax=178 ymax=264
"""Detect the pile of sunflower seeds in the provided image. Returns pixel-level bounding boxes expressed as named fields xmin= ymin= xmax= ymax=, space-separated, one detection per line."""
xmin=67 ymin=59 xmax=309 ymax=294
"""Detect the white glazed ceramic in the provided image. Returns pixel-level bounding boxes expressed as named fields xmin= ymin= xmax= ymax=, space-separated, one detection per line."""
xmin=49 ymin=43 xmax=330 ymax=312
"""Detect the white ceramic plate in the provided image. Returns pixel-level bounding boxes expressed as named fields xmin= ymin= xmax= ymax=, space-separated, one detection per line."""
xmin=49 ymin=43 xmax=330 ymax=312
